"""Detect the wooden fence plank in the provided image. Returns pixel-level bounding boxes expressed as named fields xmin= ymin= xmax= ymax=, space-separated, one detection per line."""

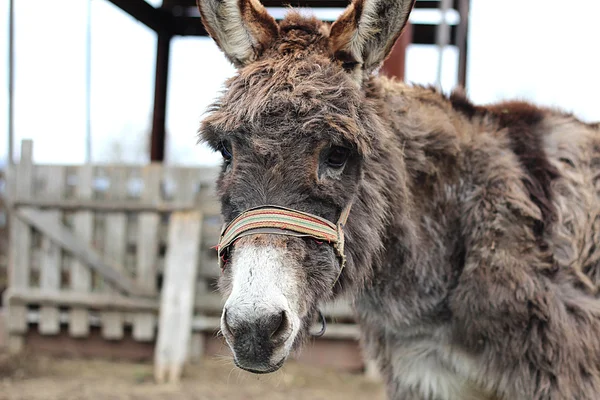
xmin=15 ymin=208 xmax=148 ymax=297
xmin=6 ymin=289 xmax=158 ymax=311
xmin=69 ymin=165 xmax=94 ymax=337
xmin=12 ymin=199 xmax=195 ymax=212
xmin=101 ymin=167 xmax=128 ymax=340
xmin=39 ymin=166 xmax=66 ymax=335
xmin=133 ymin=164 xmax=161 ymax=341
xmin=155 ymin=211 xmax=202 ymax=384
xmin=6 ymin=140 xmax=34 ymax=351
xmin=187 ymin=169 xmax=213 ymax=363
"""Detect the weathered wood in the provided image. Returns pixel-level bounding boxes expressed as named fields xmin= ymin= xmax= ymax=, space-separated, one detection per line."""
xmin=176 ymin=168 xmax=210 ymax=364
xmin=7 ymin=140 xmax=34 ymax=342
xmin=101 ymin=313 xmax=123 ymax=340
xmin=9 ymin=290 xmax=350 ymax=324
xmin=155 ymin=211 xmax=202 ymax=384
xmin=133 ymin=165 xmax=161 ymax=341
xmin=101 ymin=167 xmax=128 ymax=340
xmin=365 ymin=359 xmax=382 ymax=382
xmin=39 ymin=166 xmax=66 ymax=335
xmin=12 ymin=199 xmax=196 ymax=212
xmin=15 ymin=208 xmax=150 ymax=297
xmin=69 ymin=165 xmax=94 ymax=337
xmin=190 ymin=316 xmax=221 ymax=332
xmin=6 ymin=304 xmax=27 ymax=334
xmin=188 ymin=332 xmax=205 ymax=364
xmin=6 ymin=289 xmax=158 ymax=311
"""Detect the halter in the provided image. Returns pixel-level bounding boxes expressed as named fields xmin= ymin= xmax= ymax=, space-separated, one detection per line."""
xmin=216 ymin=204 xmax=353 ymax=277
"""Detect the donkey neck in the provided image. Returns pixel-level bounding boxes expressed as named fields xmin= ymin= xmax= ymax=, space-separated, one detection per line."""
xmin=351 ymin=78 xmax=465 ymax=330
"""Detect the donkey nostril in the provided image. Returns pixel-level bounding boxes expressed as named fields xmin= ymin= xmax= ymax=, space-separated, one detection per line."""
xmin=268 ymin=311 xmax=289 ymax=341
xmin=225 ymin=307 xmax=291 ymax=343
xmin=223 ymin=308 xmax=235 ymax=336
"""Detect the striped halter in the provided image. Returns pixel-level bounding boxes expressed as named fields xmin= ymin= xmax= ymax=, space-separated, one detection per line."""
xmin=217 ymin=204 xmax=353 ymax=274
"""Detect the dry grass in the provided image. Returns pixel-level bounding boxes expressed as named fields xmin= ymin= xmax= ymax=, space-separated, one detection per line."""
xmin=0 ymin=353 xmax=385 ymax=400
xmin=0 ymin=350 xmax=45 ymax=381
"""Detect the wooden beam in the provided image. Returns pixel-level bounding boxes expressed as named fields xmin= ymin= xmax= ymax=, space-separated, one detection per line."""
xmin=105 ymin=0 xmax=172 ymax=33
xmin=171 ymin=16 xmax=208 ymax=36
xmin=150 ymin=32 xmax=172 ymax=162
xmin=173 ymin=17 xmax=457 ymax=46
xmin=5 ymin=289 xmax=355 ymax=321
xmin=162 ymin=0 xmax=456 ymax=9
xmin=11 ymin=199 xmax=198 ymax=213
xmin=6 ymin=289 xmax=158 ymax=312
xmin=412 ymin=24 xmax=458 ymax=46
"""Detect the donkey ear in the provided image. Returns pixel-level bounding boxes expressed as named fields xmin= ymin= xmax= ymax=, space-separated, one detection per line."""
xmin=198 ymin=0 xmax=279 ymax=68
xmin=330 ymin=0 xmax=415 ymax=74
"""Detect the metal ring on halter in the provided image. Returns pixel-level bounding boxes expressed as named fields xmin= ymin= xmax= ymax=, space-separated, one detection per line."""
xmin=311 ymin=310 xmax=327 ymax=337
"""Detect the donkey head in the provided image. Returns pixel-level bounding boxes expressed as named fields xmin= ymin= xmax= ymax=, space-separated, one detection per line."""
xmin=198 ymin=0 xmax=415 ymax=374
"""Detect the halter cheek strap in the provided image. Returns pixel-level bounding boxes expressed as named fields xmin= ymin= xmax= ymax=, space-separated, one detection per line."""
xmin=216 ymin=204 xmax=353 ymax=275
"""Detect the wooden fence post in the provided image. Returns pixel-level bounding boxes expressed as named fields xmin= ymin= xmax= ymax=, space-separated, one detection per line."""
xmin=133 ymin=164 xmax=161 ymax=341
xmin=6 ymin=140 xmax=33 ymax=352
xmin=101 ymin=167 xmax=128 ymax=340
xmin=39 ymin=166 xmax=66 ymax=335
xmin=154 ymin=211 xmax=202 ymax=384
xmin=69 ymin=165 xmax=94 ymax=337
xmin=365 ymin=359 xmax=382 ymax=381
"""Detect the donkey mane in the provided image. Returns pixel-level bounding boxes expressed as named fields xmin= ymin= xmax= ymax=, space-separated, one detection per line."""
xmin=198 ymin=1 xmax=600 ymax=398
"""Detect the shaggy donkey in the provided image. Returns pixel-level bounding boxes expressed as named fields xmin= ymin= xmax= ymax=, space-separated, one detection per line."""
xmin=198 ymin=0 xmax=600 ymax=398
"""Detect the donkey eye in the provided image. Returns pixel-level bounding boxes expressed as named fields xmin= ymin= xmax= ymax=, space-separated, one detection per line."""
xmin=342 ymin=61 xmax=359 ymax=72
xmin=219 ymin=141 xmax=233 ymax=162
xmin=325 ymin=147 xmax=350 ymax=168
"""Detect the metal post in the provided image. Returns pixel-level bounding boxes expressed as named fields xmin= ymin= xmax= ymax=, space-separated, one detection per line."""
xmin=8 ymin=0 xmax=15 ymax=165
xmin=85 ymin=0 xmax=92 ymax=163
xmin=456 ymin=0 xmax=470 ymax=89
xmin=435 ymin=0 xmax=452 ymax=91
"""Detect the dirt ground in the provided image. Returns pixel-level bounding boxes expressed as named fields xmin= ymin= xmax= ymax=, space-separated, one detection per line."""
xmin=0 ymin=351 xmax=385 ymax=400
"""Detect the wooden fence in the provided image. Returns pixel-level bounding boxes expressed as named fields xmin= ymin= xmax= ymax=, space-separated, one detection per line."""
xmin=1 ymin=140 xmax=361 ymax=382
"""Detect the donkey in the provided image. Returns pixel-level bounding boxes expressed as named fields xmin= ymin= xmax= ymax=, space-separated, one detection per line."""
xmin=197 ymin=0 xmax=600 ymax=398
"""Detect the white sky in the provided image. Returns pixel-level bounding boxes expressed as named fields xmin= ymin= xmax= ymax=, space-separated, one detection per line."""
xmin=0 ymin=0 xmax=598 ymax=166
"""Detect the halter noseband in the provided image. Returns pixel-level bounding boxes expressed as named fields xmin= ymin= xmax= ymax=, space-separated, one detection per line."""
xmin=216 ymin=204 xmax=353 ymax=275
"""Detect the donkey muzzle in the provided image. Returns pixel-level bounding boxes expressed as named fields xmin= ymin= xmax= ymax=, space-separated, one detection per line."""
xmin=222 ymin=306 xmax=292 ymax=373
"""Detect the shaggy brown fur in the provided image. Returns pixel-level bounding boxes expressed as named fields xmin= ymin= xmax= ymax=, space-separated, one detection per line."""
xmin=199 ymin=1 xmax=600 ymax=398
